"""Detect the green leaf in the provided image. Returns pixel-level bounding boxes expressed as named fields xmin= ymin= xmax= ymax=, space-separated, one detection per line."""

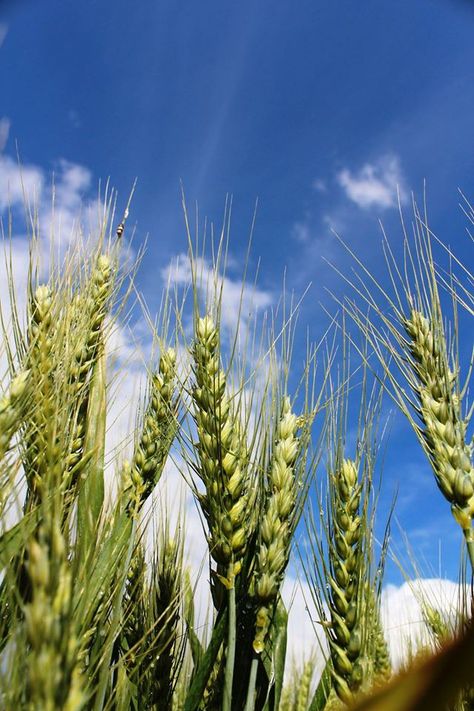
xmin=184 ymin=609 xmax=228 ymax=711
xmin=77 ymin=348 xmax=106 ymax=560
xmin=271 ymin=599 xmax=288 ymax=711
xmin=0 ymin=508 xmax=40 ymax=569
xmin=74 ymin=510 xmax=133 ymax=635
xmin=113 ymin=657 xmax=135 ymax=711
xmin=184 ymin=573 xmax=204 ymax=669
xmin=308 ymin=660 xmax=331 ymax=711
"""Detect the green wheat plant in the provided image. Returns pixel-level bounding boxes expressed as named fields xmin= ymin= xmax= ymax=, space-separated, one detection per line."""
xmin=303 ymin=338 xmax=392 ymax=708
xmin=0 ymin=183 xmax=472 ymax=711
xmin=337 ymin=198 xmax=474 ymax=571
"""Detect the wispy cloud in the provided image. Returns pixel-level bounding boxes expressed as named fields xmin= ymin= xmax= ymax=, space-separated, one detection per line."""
xmin=0 ymin=24 xmax=8 ymax=49
xmin=312 ymin=178 xmax=327 ymax=194
xmin=291 ymin=220 xmax=311 ymax=244
xmin=67 ymin=109 xmax=81 ymax=129
xmin=0 ymin=117 xmax=10 ymax=152
xmin=161 ymin=252 xmax=273 ymax=335
xmin=337 ymin=154 xmax=407 ymax=210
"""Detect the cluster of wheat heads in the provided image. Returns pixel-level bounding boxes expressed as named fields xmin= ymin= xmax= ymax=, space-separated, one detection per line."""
xmin=0 ymin=191 xmax=472 ymax=711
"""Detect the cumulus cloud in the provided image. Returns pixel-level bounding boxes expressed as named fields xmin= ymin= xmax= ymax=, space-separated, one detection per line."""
xmin=381 ymin=577 xmax=463 ymax=668
xmin=281 ymin=574 xmax=466 ymax=680
xmin=0 ymin=148 xmax=108 ymax=349
xmin=337 ymin=154 xmax=407 ymax=210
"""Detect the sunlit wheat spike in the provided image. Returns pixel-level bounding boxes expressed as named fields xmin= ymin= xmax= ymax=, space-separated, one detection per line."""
xmin=123 ymin=346 xmax=177 ymax=514
xmin=23 ymin=284 xmax=59 ymax=504
xmin=404 ymin=308 xmax=474 ymax=534
xmin=62 ymin=252 xmax=115 ymax=490
xmin=252 ymin=395 xmax=300 ymax=653
xmin=326 ymin=458 xmax=364 ymax=705
xmin=0 ymin=371 xmax=29 ymax=461
xmin=23 ymin=520 xmax=84 ymax=711
xmin=190 ymin=314 xmax=251 ymax=584
xmin=338 ymin=201 xmax=474 ymax=570
xmin=364 ymin=582 xmax=391 ymax=684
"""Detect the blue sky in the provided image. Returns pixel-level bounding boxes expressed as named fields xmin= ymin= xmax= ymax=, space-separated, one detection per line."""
xmin=0 ymin=0 xmax=473 ymax=587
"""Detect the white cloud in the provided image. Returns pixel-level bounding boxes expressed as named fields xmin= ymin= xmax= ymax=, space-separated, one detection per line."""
xmin=53 ymin=159 xmax=91 ymax=209
xmin=0 ymin=152 xmax=45 ymax=213
xmin=381 ymin=577 xmax=463 ymax=668
xmin=337 ymin=154 xmax=407 ymax=210
xmin=279 ymin=573 xmax=466 ymax=681
xmin=161 ymin=252 xmax=273 ymax=335
xmin=0 ymin=150 xmax=106 ymax=350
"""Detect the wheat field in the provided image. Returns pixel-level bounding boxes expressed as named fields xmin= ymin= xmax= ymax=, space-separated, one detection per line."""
xmin=0 ymin=191 xmax=472 ymax=711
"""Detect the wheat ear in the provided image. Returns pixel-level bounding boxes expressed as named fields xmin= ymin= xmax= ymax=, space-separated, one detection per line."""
xmin=364 ymin=583 xmax=391 ymax=685
xmin=404 ymin=309 xmax=474 ymax=563
xmin=326 ymin=458 xmax=364 ymax=705
xmin=251 ymin=396 xmax=299 ymax=653
xmin=191 ymin=315 xmax=251 ymax=579
xmin=23 ymin=284 xmax=57 ymax=506
xmin=296 ymin=659 xmax=314 ymax=711
xmin=64 ymin=253 xmax=114 ymax=485
xmin=0 ymin=371 xmax=29 ymax=461
xmin=24 ymin=519 xmax=84 ymax=711
xmin=191 ymin=314 xmax=251 ymax=711
xmin=147 ymin=534 xmax=183 ymax=709
xmin=123 ymin=347 xmax=177 ymax=514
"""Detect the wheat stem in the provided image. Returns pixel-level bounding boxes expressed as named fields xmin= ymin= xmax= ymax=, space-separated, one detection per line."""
xmin=244 ymin=656 xmax=259 ymax=711
xmin=223 ymin=579 xmax=236 ymax=711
